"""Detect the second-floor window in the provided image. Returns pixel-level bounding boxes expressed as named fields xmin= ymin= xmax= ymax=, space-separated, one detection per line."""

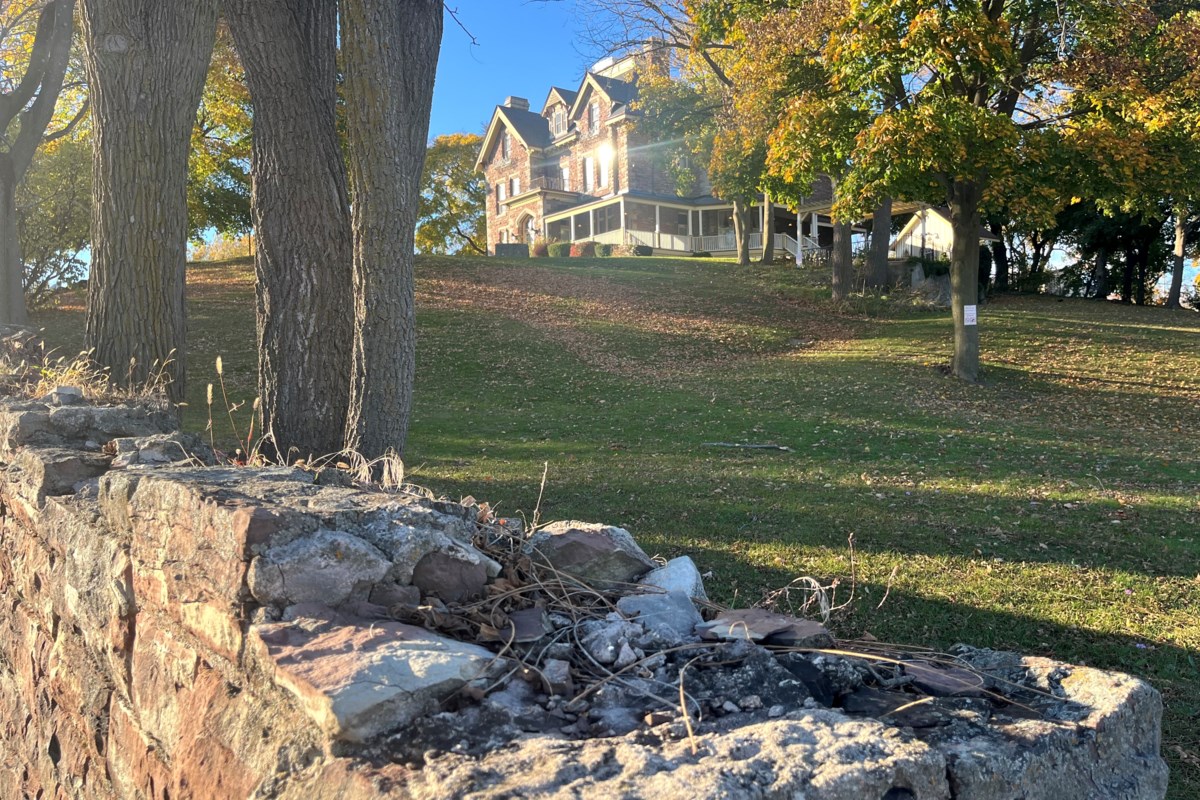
xmin=583 ymin=156 xmax=594 ymax=191
xmin=589 ymin=101 xmax=600 ymax=134
xmin=552 ymin=106 xmax=566 ymax=135
xmin=510 ymin=177 xmax=520 ymax=196
xmin=598 ymin=151 xmax=610 ymax=189
xmin=497 ymin=183 xmax=507 ymax=213
xmin=561 ymin=166 xmax=570 ymax=191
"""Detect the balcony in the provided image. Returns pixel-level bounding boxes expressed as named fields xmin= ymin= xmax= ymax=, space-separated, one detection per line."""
xmin=530 ymin=175 xmax=570 ymax=192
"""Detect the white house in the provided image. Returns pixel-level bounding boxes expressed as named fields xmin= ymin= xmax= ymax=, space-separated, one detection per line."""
xmin=891 ymin=207 xmax=999 ymax=260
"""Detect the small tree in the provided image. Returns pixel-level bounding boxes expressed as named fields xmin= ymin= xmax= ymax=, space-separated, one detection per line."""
xmin=0 ymin=0 xmax=77 ymax=325
xmin=416 ymin=133 xmax=486 ymax=256
xmin=17 ymin=134 xmax=90 ymax=307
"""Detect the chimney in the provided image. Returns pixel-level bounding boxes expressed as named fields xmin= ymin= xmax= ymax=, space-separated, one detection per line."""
xmin=503 ymin=96 xmax=530 ymax=111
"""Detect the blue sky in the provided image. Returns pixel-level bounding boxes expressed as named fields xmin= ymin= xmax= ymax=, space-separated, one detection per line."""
xmin=430 ymin=1 xmax=591 ymax=139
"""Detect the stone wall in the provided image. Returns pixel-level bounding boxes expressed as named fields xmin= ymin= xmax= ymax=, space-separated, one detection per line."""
xmin=0 ymin=389 xmax=1171 ymax=800
xmin=0 ymin=395 xmax=507 ymax=799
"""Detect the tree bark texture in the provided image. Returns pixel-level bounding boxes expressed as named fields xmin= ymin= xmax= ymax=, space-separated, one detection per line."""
xmin=831 ymin=220 xmax=853 ymax=301
xmin=759 ymin=197 xmax=774 ymax=264
xmin=224 ymin=0 xmax=354 ymax=459
xmin=949 ymin=182 xmax=982 ymax=382
xmin=0 ymin=167 xmax=22 ymax=326
xmin=731 ymin=199 xmax=751 ymax=266
xmin=1166 ymin=209 xmax=1188 ymax=309
xmin=0 ymin=0 xmax=75 ymax=326
xmin=341 ymin=0 xmax=443 ymax=459
xmin=81 ymin=0 xmax=217 ymax=400
xmin=868 ymin=196 xmax=892 ymax=288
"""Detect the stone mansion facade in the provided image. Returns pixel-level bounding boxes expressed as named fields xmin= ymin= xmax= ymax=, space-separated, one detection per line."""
xmin=475 ymin=48 xmax=837 ymax=258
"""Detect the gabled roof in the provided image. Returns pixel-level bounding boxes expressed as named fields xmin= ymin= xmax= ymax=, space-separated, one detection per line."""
xmin=542 ymin=86 xmax=578 ymax=112
xmin=569 ymin=72 xmax=638 ymax=119
xmin=891 ymin=206 xmax=1001 ymax=246
xmin=474 ymin=105 xmax=553 ymax=171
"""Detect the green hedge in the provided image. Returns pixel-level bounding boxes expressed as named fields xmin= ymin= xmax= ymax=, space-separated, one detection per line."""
xmin=547 ymin=242 xmax=572 ymax=258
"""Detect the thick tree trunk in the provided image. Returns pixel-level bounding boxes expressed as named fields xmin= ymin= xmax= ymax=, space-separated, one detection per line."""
xmin=224 ymin=0 xmax=354 ymax=459
xmin=1091 ymin=246 xmax=1109 ymax=299
xmin=0 ymin=164 xmax=26 ymax=325
xmin=1166 ymin=209 xmax=1188 ymax=309
xmin=831 ymin=220 xmax=853 ymax=301
xmin=341 ymin=0 xmax=442 ymax=459
xmin=731 ymin=199 xmax=751 ymax=266
xmin=949 ymin=181 xmax=982 ymax=382
xmin=990 ymin=219 xmax=1009 ymax=292
xmin=81 ymin=0 xmax=217 ymax=400
xmin=759 ymin=197 xmax=774 ymax=264
xmin=868 ymin=196 xmax=892 ymax=288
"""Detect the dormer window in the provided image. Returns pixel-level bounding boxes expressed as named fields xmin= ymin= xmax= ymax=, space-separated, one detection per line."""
xmin=589 ymin=101 xmax=600 ymax=134
xmin=552 ymin=106 xmax=566 ymax=135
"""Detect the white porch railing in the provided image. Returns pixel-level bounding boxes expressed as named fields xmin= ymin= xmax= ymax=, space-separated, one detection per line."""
xmin=569 ymin=229 xmax=793 ymax=254
xmin=693 ymin=233 xmax=737 ymax=252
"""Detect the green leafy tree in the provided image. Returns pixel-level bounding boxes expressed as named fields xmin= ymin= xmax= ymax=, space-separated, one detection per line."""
xmin=188 ymin=22 xmax=251 ymax=241
xmin=759 ymin=0 xmax=1196 ymax=380
xmin=415 ymin=133 xmax=485 ymax=255
xmin=16 ymin=133 xmax=89 ymax=307
xmin=0 ymin=0 xmax=78 ymax=324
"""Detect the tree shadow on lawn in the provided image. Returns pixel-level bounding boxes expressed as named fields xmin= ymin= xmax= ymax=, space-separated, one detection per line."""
xmin=423 ymin=458 xmax=1200 ymax=792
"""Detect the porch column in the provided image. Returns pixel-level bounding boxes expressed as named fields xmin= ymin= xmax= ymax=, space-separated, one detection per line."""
xmin=590 ymin=207 xmax=596 ymax=241
xmin=810 ymin=212 xmax=818 ymax=240
xmin=655 ymin=204 xmax=661 ymax=249
xmin=797 ymin=215 xmax=805 ymax=266
xmin=620 ymin=196 xmax=627 ymax=245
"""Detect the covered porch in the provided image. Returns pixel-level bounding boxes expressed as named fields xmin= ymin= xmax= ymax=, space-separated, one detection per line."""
xmin=541 ymin=194 xmax=835 ymax=257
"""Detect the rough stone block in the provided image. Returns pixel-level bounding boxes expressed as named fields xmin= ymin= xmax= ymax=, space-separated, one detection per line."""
xmin=639 ymin=555 xmax=708 ymax=601
xmin=251 ymin=607 xmax=498 ymax=742
xmin=11 ymin=447 xmax=111 ymax=506
xmin=524 ymin=520 xmax=656 ymax=589
xmin=248 ymin=529 xmax=391 ymax=608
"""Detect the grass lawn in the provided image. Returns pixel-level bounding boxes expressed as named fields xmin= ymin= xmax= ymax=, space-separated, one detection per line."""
xmin=33 ymin=254 xmax=1200 ymax=795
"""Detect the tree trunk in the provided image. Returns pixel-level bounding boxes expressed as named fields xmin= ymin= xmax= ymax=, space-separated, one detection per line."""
xmin=1091 ymin=246 xmax=1109 ymax=299
xmin=949 ymin=181 xmax=982 ymax=382
xmin=341 ymin=0 xmax=442 ymax=460
xmin=81 ymin=0 xmax=217 ymax=400
xmin=1166 ymin=208 xmax=1188 ymax=309
xmin=224 ymin=0 xmax=354 ymax=460
xmin=990 ymin=219 xmax=1009 ymax=292
xmin=759 ymin=197 xmax=774 ymax=264
xmin=0 ymin=162 xmax=26 ymax=325
xmin=1121 ymin=246 xmax=1135 ymax=303
xmin=868 ymin=196 xmax=892 ymax=288
xmin=0 ymin=0 xmax=75 ymax=326
xmin=831 ymin=220 xmax=853 ymax=301
xmin=731 ymin=199 xmax=751 ymax=266
xmin=1135 ymin=243 xmax=1148 ymax=306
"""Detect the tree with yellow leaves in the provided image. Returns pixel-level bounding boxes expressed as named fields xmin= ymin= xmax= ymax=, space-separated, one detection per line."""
xmin=0 ymin=0 xmax=81 ymax=325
